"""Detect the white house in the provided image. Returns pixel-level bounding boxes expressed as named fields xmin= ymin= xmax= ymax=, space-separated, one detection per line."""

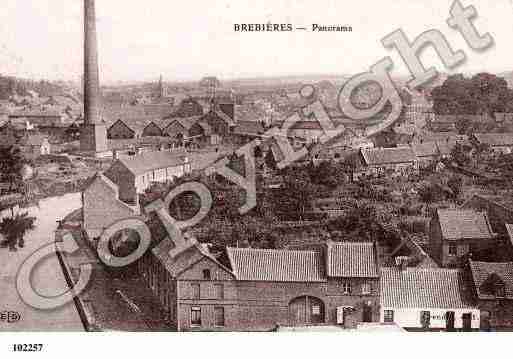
xmin=380 ymin=267 xmax=480 ymax=331
xmin=104 ymin=150 xmax=191 ymax=205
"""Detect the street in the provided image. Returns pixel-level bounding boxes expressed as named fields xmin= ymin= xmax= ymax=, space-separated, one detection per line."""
xmin=0 ymin=193 xmax=84 ymax=331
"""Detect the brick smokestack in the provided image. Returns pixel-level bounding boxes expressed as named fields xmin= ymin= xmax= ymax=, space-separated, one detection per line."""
xmin=84 ymin=0 xmax=100 ymax=125
xmin=81 ymin=0 xmax=108 ymax=155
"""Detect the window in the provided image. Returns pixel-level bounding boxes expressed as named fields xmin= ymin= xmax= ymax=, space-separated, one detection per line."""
xmin=448 ymin=244 xmax=457 ymax=256
xmin=496 ymin=283 xmax=505 ymax=298
xmin=203 ymin=269 xmax=211 ymax=280
xmin=342 ymin=281 xmax=352 ymax=294
xmin=384 ymin=310 xmax=394 ymax=323
xmin=214 ymin=307 xmax=225 ymax=327
xmin=191 ymin=307 xmax=201 ymax=327
xmin=191 ymin=283 xmax=200 ymax=299
xmin=214 ymin=284 xmax=224 ymax=300
xmin=361 ymin=282 xmax=371 ymax=295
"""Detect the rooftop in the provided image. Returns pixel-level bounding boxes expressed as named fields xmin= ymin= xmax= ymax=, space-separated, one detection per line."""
xmin=117 ymin=151 xmax=189 ymax=176
xmin=361 ymin=147 xmax=417 ymax=165
xmin=226 ymin=242 xmax=378 ymax=282
xmin=326 ymin=242 xmax=378 ymax=278
xmin=227 ymin=247 xmax=326 ymax=282
xmin=381 ymin=267 xmax=473 ymax=309
xmin=474 ymin=133 xmax=513 ymax=147
xmin=437 ymin=209 xmax=495 ymax=240
xmin=469 ymin=260 xmax=513 ymax=300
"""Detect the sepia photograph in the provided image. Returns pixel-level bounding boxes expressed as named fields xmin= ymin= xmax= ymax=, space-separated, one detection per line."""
xmin=1 ymin=0 xmax=513 ymax=357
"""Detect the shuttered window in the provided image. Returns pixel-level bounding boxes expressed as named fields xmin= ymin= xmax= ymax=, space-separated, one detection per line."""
xmin=214 ymin=284 xmax=224 ymax=300
xmin=191 ymin=283 xmax=200 ymax=299
xmin=384 ymin=310 xmax=394 ymax=323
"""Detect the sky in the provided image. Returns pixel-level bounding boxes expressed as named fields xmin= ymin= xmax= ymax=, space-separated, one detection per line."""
xmin=0 ymin=0 xmax=512 ymax=83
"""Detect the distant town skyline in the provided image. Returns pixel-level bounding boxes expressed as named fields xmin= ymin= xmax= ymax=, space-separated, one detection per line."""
xmin=1 ymin=0 xmax=512 ymax=83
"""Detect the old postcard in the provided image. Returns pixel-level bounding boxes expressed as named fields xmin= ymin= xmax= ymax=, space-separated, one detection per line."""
xmin=1 ymin=0 xmax=513 ymax=356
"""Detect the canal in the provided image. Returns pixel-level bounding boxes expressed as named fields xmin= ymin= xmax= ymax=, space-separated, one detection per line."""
xmin=0 ymin=193 xmax=84 ymax=331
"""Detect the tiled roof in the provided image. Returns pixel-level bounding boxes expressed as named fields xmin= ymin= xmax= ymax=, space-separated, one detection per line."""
xmin=474 ymin=133 xmax=513 ymax=147
xmin=361 ymin=147 xmax=416 ymax=165
xmin=233 ymin=121 xmax=264 ymax=135
xmin=10 ymin=110 xmax=62 ymax=118
xmin=117 ymin=151 xmax=189 ymax=176
xmin=469 ymin=260 xmax=513 ymax=300
xmin=152 ymin=240 xmax=234 ymax=279
xmin=162 ymin=116 xmax=201 ymax=131
xmin=326 ymin=242 xmax=378 ymax=278
xmin=437 ymin=209 xmax=494 ymax=240
xmin=381 ymin=267 xmax=473 ymax=308
xmin=436 ymin=140 xmax=457 ymax=156
xmin=411 ymin=141 xmax=439 ymax=158
xmin=494 ymin=113 xmax=513 ymax=123
xmin=432 ymin=114 xmax=489 ymax=123
xmin=102 ymin=104 xmax=175 ymax=130
xmin=226 ymin=247 xmax=326 ymax=282
xmin=22 ymin=134 xmax=48 ymax=146
xmin=213 ymin=109 xmax=236 ymax=126
xmin=107 ymin=136 xmax=176 ymax=150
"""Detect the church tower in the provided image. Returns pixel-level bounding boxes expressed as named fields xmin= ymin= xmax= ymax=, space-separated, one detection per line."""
xmin=80 ymin=0 xmax=108 ymax=156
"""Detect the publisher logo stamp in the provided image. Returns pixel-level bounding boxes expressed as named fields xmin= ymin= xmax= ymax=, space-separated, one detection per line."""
xmin=0 ymin=311 xmax=21 ymax=324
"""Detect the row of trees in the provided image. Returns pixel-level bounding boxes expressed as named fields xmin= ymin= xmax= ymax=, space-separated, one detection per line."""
xmin=0 ymin=75 xmax=64 ymax=99
xmin=432 ymin=73 xmax=513 ymax=116
xmin=0 ymin=146 xmax=36 ymax=251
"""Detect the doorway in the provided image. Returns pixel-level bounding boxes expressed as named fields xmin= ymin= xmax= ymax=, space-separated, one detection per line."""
xmin=445 ymin=311 xmax=455 ymax=331
xmin=462 ymin=313 xmax=472 ymax=331
xmin=288 ymin=296 xmax=325 ymax=325
xmin=363 ymin=304 xmax=373 ymax=323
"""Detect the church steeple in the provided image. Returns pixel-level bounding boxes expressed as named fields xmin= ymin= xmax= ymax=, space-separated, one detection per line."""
xmin=158 ymin=75 xmax=165 ymax=98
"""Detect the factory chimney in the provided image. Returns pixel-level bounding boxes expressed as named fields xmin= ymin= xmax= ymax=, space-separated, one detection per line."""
xmin=80 ymin=0 xmax=108 ymax=155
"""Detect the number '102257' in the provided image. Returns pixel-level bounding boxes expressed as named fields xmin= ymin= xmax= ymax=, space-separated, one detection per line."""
xmin=12 ymin=344 xmax=43 ymax=352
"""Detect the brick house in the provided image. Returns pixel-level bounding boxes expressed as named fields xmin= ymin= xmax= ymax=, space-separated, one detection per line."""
xmin=380 ymin=267 xmax=479 ymax=331
xmin=171 ymin=98 xmax=204 ymax=118
xmin=232 ymin=121 xmax=265 ymax=144
xmin=20 ymin=133 xmax=51 ymax=159
xmin=429 ymin=209 xmax=497 ymax=267
xmin=82 ymin=173 xmax=139 ymax=239
xmin=356 ymin=147 xmax=418 ymax=179
xmin=462 ymin=194 xmax=513 ymax=239
xmin=461 ymin=195 xmax=513 ymax=261
xmin=142 ymin=121 xmax=164 ymax=137
xmin=411 ymin=141 xmax=440 ymax=166
xmin=201 ymin=108 xmax=236 ymax=144
xmin=162 ymin=116 xmax=201 ymax=141
xmin=138 ymin=240 xmax=380 ymax=331
xmin=103 ymin=151 xmax=191 ymax=205
xmin=9 ymin=110 xmax=66 ymax=128
xmin=473 ymin=133 xmax=513 ymax=154
xmin=468 ymin=260 xmax=513 ymax=329
xmin=107 ymin=119 xmax=136 ymax=139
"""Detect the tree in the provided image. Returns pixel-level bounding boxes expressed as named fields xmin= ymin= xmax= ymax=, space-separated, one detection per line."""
xmin=450 ymin=142 xmax=472 ymax=167
xmin=0 ymin=146 xmax=27 ymax=193
xmin=432 ymin=73 xmax=512 ymax=116
xmin=0 ymin=146 xmax=36 ymax=251
xmin=447 ymin=175 xmax=463 ymax=199
xmin=270 ymin=167 xmax=321 ymax=220
xmin=0 ymin=212 xmax=36 ymax=251
xmin=308 ymin=161 xmax=347 ymax=188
